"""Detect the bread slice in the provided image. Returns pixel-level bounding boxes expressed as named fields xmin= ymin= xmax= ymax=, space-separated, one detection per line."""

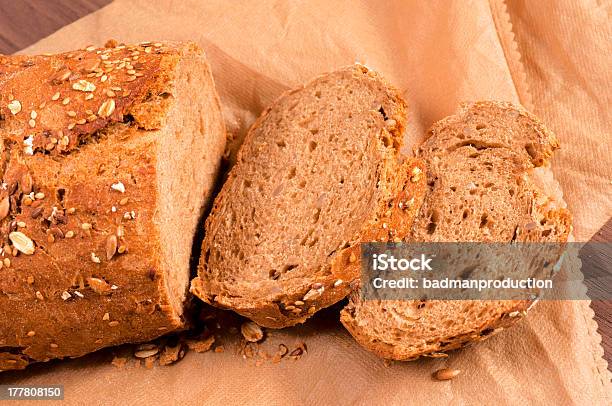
xmin=0 ymin=41 xmax=226 ymax=370
xmin=191 ymin=65 xmax=426 ymax=328
xmin=340 ymin=101 xmax=572 ymax=360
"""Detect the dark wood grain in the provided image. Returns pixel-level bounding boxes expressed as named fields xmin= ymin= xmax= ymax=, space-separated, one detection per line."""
xmin=0 ymin=0 xmax=609 ymax=369
xmin=583 ymin=221 xmax=612 ymax=367
xmin=0 ymin=0 xmax=111 ymax=54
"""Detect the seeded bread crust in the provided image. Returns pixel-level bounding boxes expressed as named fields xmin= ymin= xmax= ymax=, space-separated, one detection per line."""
xmin=192 ymin=66 xmax=425 ymax=328
xmin=340 ymin=101 xmax=572 ymax=360
xmin=0 ymin=41 xmax=226 ymax=371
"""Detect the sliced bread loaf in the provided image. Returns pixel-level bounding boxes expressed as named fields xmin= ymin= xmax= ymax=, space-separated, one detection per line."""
xmin=0 ymin=41 xmax=226 ymax=370
xmin=191 ymin=66 xmax=426 ymax=328
xmin=340 ymin=101 xmax=572 ymax=360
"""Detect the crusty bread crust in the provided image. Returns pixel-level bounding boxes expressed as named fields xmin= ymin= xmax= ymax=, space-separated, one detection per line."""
xmin=192 ymin=66 xmax=423 ymax=328
xmin=340 ymin=101 xmax=572 ymax=360
xmin=0 ymin=41 xmax=225 ymax=371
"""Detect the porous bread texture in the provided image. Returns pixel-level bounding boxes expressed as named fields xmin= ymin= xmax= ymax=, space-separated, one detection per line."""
xmin=192 ymin=65 xmax=425 ymax=328
xmin=0 ymin=41 xmax=226 ymax=371
xmin=341 ymin=101 xmax=572 ymax=360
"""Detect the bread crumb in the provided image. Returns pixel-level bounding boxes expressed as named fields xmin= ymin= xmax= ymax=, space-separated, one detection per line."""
xmin=186 ymin=335 xmax=215 ymax=353
xmin=159 ymin=343 xmax=184 ymax=366
xmin=111 ymin=356 xmax=128 ymax=369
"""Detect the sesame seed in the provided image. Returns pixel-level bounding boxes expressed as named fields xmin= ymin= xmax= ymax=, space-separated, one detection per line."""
xmin=81 ymin=222 xmax=92 ymax=230
xmin=108 ymin=321 xmax=120 ymax=327
xmin=103 ymin=312 xmax=110 ymax=321
xmin=65 ymin=230 xmax=75 ymax=238
xmin=61 ymin=291 xmax=71 ymax=300
xmin=62 ymin=97 xmax=71 ymax=105
xmin=77 ymin=119 xmax=86 ymax=125
xmin=74 ymin=290 xmax=84 ymax=298
xmin=91 ymin=252 xmax=101 ymax=264
xmin=34 ymin=192 xmax=45 ymax=200
xmin=30 ymin=111 xmax=37 ymax=119
xmin=17 ymin=221 xmax=26 ymax=227
xmin=410 ymin=167 xmax=423 ymax=183
xmin=7 ymin=100 xmax=21 ymax=115
xmin=85 ymin=45 xmax=96 ymax=51
xmin=72 ymin=80 xmax=96 ymax=92
xmin=68 ymin=123 xmax=76 ymax=130
xmin=334 ymin=279 xmax=343 ymax=287
xmin=67 ymin=110 xmax=77 ymax=117
xmin=111 ymin=181 xmax=125 ymax=193
xmin=51 ymin=92 xmax=60 ymax=101
xmin=28 ymin=119 xmax=36 ymax=128
xmin=85 ymin=94 xmax=94 ymax=100
xmin=35 ymin=291 xmax=44 ymax=300
xmin=27 ymin=331 xmax=36 ymax=337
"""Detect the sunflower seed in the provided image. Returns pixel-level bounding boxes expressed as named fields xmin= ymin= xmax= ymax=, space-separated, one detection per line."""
xmin=98 ymin=99 xmax=115 ymax=117
xmin=9 ymin=231 xmax=35 ymax=255
xmin=106 ymin=234 xmax=117 ymax=260
xmin=433 ymin=368 xmax=461 ymax=381
xmin=240 ymin=321 xmax=264 ymax=342
xmin=0 ymin=197 xmax=9 ymax=220
xmin=134 ymin=348 xmax=159 ymax=358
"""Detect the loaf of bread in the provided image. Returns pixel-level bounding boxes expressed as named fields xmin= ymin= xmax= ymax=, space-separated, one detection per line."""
xmin=340 ymin=101 xmax=572 ymax=360
xmin=191 ymin=66 xmax=426 ymax=328
xmin=0 ymin=41 xmax=226 ymax=371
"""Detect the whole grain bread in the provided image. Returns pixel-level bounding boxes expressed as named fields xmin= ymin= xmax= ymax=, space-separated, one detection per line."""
xmin=0 ymin=41 xmax=226 ymax=371
xmin=340 ymin=101 xmax=572 ymax=360
xmin=191 ymin=65 xmax=426 ymax=328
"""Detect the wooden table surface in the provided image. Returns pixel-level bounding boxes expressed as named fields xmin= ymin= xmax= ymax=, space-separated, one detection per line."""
xmin=0 ymin=0 xmax=610 ymax=368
